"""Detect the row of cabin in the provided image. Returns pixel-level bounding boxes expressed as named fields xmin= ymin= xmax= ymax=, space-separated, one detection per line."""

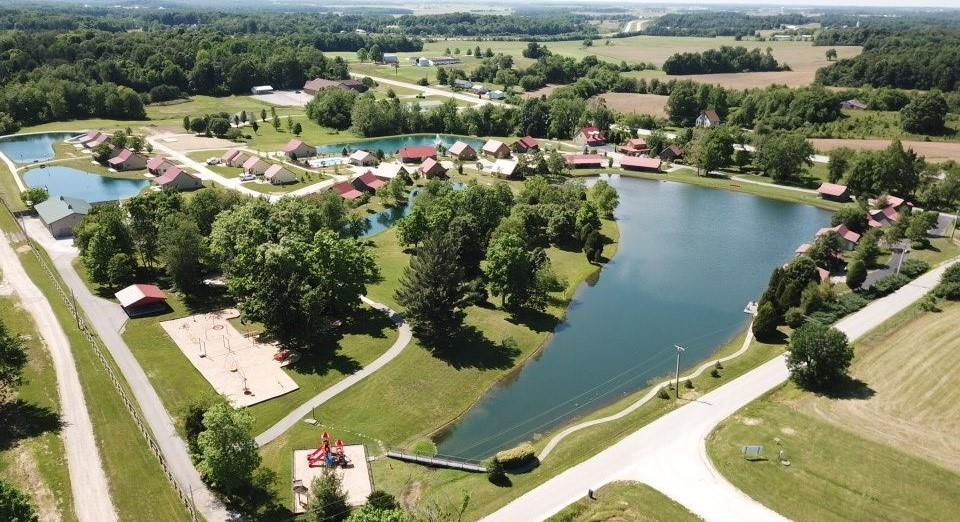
xmin=222 ymin=149 xmax=298 ymax=184
xmin=798 ymin=192 xmax=912 ymax=258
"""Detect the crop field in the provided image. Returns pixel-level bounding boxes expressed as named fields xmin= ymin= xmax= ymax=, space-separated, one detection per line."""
xmin=810 ymin=138 xmax=960 ymax=163
xmin=796 ymin=302 xmax=960 ymax=472
xmin=596 ymin=93 xmax=669 ymax=117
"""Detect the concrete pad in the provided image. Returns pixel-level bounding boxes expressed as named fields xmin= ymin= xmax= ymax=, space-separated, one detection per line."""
xmin=251 ymin=90 xmax=314 ymax=107
xmin=292 ymin=445 xmax=372 ymax=514
xmin=159 ymin=309 xmax=298 ymax=407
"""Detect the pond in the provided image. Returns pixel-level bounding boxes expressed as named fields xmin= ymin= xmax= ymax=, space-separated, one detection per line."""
xmin=434 ymin=175 xmax=831 ymax=459
xmin=24 ymin=166 xmax=150 ymax=203
xmin=0 ymin=132 xmax=81 ymax=164
xmin=316 ymin=134 xmax=486 ymax=155
xmin=361 ymin=182 xmax=465 ymax=237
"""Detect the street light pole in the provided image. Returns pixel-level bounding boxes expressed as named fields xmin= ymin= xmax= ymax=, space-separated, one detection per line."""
xmin=674 ymin=344 xmax=685 ymax=399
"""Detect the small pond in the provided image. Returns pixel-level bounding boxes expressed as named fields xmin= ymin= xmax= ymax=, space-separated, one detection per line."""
xmin=316 ymin=134 xmax=486 ymax=155
xmin=0 ymin=132 xmax=81 ymax=164
xmin=24 ymin=166 xmax=150 ymax=203
xmin=434 ymin=175 xmax=831 ymax=459
xmin=361 ymin=182 xmax=465 ymax=237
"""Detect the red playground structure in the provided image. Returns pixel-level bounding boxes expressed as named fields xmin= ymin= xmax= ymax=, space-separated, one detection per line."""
xmin=306 ymin=432 xmax=349 ymax=468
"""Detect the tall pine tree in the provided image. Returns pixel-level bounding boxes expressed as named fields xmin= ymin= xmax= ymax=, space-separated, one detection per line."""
xmin=395 ymin=231 xmax=468 ymax=346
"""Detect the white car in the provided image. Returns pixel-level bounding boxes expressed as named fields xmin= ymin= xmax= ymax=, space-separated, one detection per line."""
xmin=206 ymin=158 xmax=221 ymax=165
xmin=240 ymin=173 xmax=256 ymax=181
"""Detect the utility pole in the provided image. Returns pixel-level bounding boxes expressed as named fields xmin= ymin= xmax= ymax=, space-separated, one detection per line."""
xmin=674 ymin=344 xmax=685 ymax=399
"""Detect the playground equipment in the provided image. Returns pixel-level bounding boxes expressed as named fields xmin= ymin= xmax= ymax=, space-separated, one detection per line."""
xmin=306 ymin=432 xmax=349 ymax=468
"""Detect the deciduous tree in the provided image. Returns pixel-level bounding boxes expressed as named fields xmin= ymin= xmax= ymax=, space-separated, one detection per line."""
xmin=786 ymin=322 xmax=853 ymax=390
xmin=196 ymin=403 xmax=260 ymax=493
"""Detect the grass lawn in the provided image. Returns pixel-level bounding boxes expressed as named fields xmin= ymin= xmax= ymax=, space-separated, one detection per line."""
xmin=239 ymin=114 xmax=356 ymax=151
xmin=0 ymin=211 xmax=191 ymax=521
xmin=0 ymin=155 xmax=25 ymax=211
xmin=547 ymin=481 xmax=698 ymax=522
xmin=909 ymin=236 xmax=960 ymax=267
xmin=0 ymin=296 xmax=76 ymax=522
xmin=708 ymin=302 xmax=960 ymax=521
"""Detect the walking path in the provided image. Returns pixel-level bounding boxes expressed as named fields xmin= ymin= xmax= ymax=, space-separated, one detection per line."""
xmin=348 ymin=73 xmax=512 ymax=108
xmin=485 ymin=259 xmax=957 ymax=522
xmin=21 ymin=217 xmax=230 ymax=521
xmin=729 ymin=174 xmax=818 ymax=194
xmin=0 ymin=228 xmax=117 ymax=522
xmin=255 ymin=295 xmax=413 ymax=447
xmin=0 ymin=151 xmax=25 ymax=191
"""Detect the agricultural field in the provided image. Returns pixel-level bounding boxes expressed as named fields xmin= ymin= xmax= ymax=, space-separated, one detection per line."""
xmin=708 ymin=303 xmax=960 ymax=521
xmin=595 ymin=93 xmax=668 ymax=117
xmin=810 ymin=138 xmax=960 ymax=163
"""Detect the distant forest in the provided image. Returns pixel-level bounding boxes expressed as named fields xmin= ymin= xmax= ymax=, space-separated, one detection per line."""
xmin=642 ymin=12 xmax=807 ymax=38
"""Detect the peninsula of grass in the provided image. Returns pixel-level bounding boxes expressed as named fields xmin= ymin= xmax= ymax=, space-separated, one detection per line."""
xmin=0 ymin=295 xmax=76 ymax=522
xmin=548 ymin=481 xmax=699 ymax=522
xmin=707 ymin=301 xmax=960 ymax=522
xmin=0 ymin=211 xmax=191 ymax=522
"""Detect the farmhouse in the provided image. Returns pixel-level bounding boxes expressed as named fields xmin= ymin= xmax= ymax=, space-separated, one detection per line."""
xmin=400 ymin=145 xmax=437 ymax=163
xmin=490 ymin=158 xmax=519 ymax=179
xmin=154 ymin=166 xmax=202 ymax=191
xmin=620 ymin=156 xmax=662 ymax=172
xmin=242 ymin=156 xmax=270 ymax=176
xmin=817 ymin=182 xmax=851 ymax=202
xmin=696 ymin=110 xmax=722 ymax=128
xmin=282 ymin=139 xmax=316 ymax=160
xmin=575 ymin=127 xmax=606 ymax=147
xmin=841 ymin=99 xmax=868 ymax=110
xmin=115 ymin=284 xmax=167 ymax=317
xmin=659 ymin=145 xmax=684 ymax=161
xmin=513 ymin=136 xmax=539 ymax=153
xmin=332 ymin=181 xmax=364 ymax=200
xmin=354 ymin=171 xmax=386 ymax=191
xmin=34 ymin=196 xmax=90 ymax=237
xmin=449 ymin=141 xmax=477 ymax=160
xmin=250 ymin=85 xmax=274 ymax=95
xmin=619 ymin=138 xmax=650 ymax=156
xmin=265 ymin=164 xmax=297 ymax=185
xmin=418 ymin=157 xmax=447 ymax=178
xmin=481 ymin=139 xmax=511 ymax=159
xmin=816 ymin=225 xmax=861 ymax=251
xmin=146 ymin=156 xmax=175 ymax=176
xmin=349 ymin=150 xmax=379 ymax=167
xmin=107 ymin=148 xmax=147 ymax=171
xmin=565 ymin=154 xmax=604 ymax=169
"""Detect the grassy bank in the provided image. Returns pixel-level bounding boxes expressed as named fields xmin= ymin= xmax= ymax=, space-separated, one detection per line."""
xmin=0 ymin=211 xmax=191 ymax=521
xmin=0 ymin=295 xmax=76 ymax=522
xmin=708 ymin=301 xmax=960 ymax=521
xmin=548 ymin=481 xmax=698 ymax=522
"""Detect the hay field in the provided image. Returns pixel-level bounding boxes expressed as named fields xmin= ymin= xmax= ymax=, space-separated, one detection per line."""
xmin=810 ymin=138 xmax=960 ymax=163
xmin=595 ymin=92 xmax=669 ymax=117
xmin=798 ymin=302 xmax=960 ymax=472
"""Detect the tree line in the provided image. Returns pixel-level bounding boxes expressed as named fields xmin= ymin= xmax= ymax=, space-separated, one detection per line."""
xmin=642 ymin=11 xmax=807 ymax=38
xmin=662 ymin=46 xmax=788 ymax=75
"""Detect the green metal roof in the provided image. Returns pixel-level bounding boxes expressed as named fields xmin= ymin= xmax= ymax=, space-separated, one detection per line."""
xmin=35 ymin=196 xmax=91 ymax=224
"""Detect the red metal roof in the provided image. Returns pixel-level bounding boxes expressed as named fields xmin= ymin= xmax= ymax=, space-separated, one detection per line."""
xmin=281 ymin=139 xmax=307 ymax=153
xmin=146 ymin=156 xmax=171 ymax=170
xmin=517 ymin=136 xmax=539 ymax=149
xmin=400 ymin=146 xmax=437 ymax=160
xmin=564 ymin=154 xmax=603 ymax=165
xmin=357 ymin=171 xmax=385 ymax=189
xmin=115 ymin=284 xmax=167 ymax=308
xmin=108 ymin=148 xmax=134 ymax=164
xmin=449 ymin=141 xmax=474 ymax=155
xmin=332 ymin=182 xmax=363 ymax=199
xmin=817 ymin=183 xmax=849 ymax=197
xmin=620 ymin=156 xmax=661 ymax=170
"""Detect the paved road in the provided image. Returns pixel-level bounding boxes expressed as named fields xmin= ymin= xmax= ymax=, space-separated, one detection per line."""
xmin=23 ymin=218 xmax=230 ymax=522
xmin=255 ymin=295 xmax=412 ymax=447
xmin=348 ymin=73 xmax=512 ymax=108
xmin=485 ymin=259 xmax=957 ymax=522
xmin=730 ymin=174 xmax=818 ymax=194
xmin=0 ymin=228 xmax=118 ymax=522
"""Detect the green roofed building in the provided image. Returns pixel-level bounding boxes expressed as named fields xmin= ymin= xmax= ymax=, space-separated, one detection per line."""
xmin=34 ymin=195 xmax=90 ymax=237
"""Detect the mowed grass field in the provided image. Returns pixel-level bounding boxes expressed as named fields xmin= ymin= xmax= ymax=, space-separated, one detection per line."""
xmin=810 ymin=138 xmax=960 ymax=163
xmin=595 ymin=93 xmax=668 ymax=117
xmin=340 ymin=36 xmax=861 ymax=90
xmin=708 ymin=302 xmax=960 ymax=521
xmin=548 ymin=481 xmax=698 ymax=522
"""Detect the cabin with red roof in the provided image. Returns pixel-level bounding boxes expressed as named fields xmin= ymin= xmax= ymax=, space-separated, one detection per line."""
xmin=243 ymin=156 xmax=270 ymax=176
xmin=448 ymin=141 xmax=477 ymax=160
xmin=281 ymin=139 xmax=316 ymax=160
xmin=513 ymin=136 xmax=539 ymax=153
xmin=418 ymin=157 xmax=447 ymax=178
xmin=564 ymin=154 xmax=604 ymax=169
xmin=817 ymin=183 xmax=851 ymax=202
xmin=332 ymin=181 xmax=364 ymax=200
xmin=816 ymin=224 xmax=861 ymax=251
xmin=264 ymin=164 xmax=297 ymax=185
xmin=146 ymin=156 xmax=176 ymax=176
xmin=618 ymin=138 xmax=650 ymax=156
xmin=574 ymin=127 xmax=606 ymax=147
xmin=400 ymin=146 xmax=437 ymax=163
xmin=349 ymin=150 xmax=378 ymax=167
xmin=481 ymin=139 xmax=511 ymax=159
xmin=107 ymin=148 xmax=147 ymax=171
xmin=659 ymin=145 xmax=683 ymax=162
xmin=620 ymin=156 xmax=662 ymax=172
xmin=115 ymin=284 xmax=167 ymax=317
xmin=355 ymin=171 xmax=386 ymax=191
xmin=154 ymin=166 xmax=202 ymax=191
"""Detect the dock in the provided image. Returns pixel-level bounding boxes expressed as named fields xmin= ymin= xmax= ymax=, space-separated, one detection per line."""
xmin=385 ymin=450 xmax=487 ymax=473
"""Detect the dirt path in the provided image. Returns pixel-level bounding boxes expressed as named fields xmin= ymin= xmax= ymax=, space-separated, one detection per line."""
xmin=0 ymin=230 xmax=117 ymax=522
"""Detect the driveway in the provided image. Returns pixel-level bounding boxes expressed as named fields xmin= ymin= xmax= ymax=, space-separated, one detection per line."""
xmin=23 ymin=219 xmax=231 ymax=521
xmin=484 ymin=259 xmax=958 ymax=522
xmin=0 ymin=226 xmax=117 ymax=522
xmin=349 ymin=73 xmax=511 ymax=108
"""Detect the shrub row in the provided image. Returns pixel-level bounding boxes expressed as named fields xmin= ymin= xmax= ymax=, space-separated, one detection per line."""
xmin=495 ymin=442 xmax=537 ymax=469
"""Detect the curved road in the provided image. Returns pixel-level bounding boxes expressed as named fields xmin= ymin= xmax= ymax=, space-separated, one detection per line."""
xmin=255 ymin=295 xmax=412 ymax=446
xmin=485 ymin=259 xmax=957 ymax=522
xmin=0 ymin=227 xmax=117 ymax=521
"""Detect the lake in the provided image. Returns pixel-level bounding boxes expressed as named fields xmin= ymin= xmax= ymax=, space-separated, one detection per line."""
xmin=0 ymin=132 xmax=81 ymax=163
xmin=435 ymin=175 xmax=830 ymax=459
xmin=316 ymin=134 xmax=486 ymax=155
xmin=24 ymin=166 xmax=149 ymax=203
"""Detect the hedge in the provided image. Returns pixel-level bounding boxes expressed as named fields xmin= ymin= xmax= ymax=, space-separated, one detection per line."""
xmin=495 ymin=442 xmax=537 ymax=469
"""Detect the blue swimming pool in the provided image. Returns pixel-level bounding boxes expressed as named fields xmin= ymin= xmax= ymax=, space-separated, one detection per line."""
xmin=0 ymin=132 xmax=81 ymax=164
xmin=24 ymin=166 xmax=149 ymax=203
xmin=316 ymin=134 xmax=486 ymax=155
